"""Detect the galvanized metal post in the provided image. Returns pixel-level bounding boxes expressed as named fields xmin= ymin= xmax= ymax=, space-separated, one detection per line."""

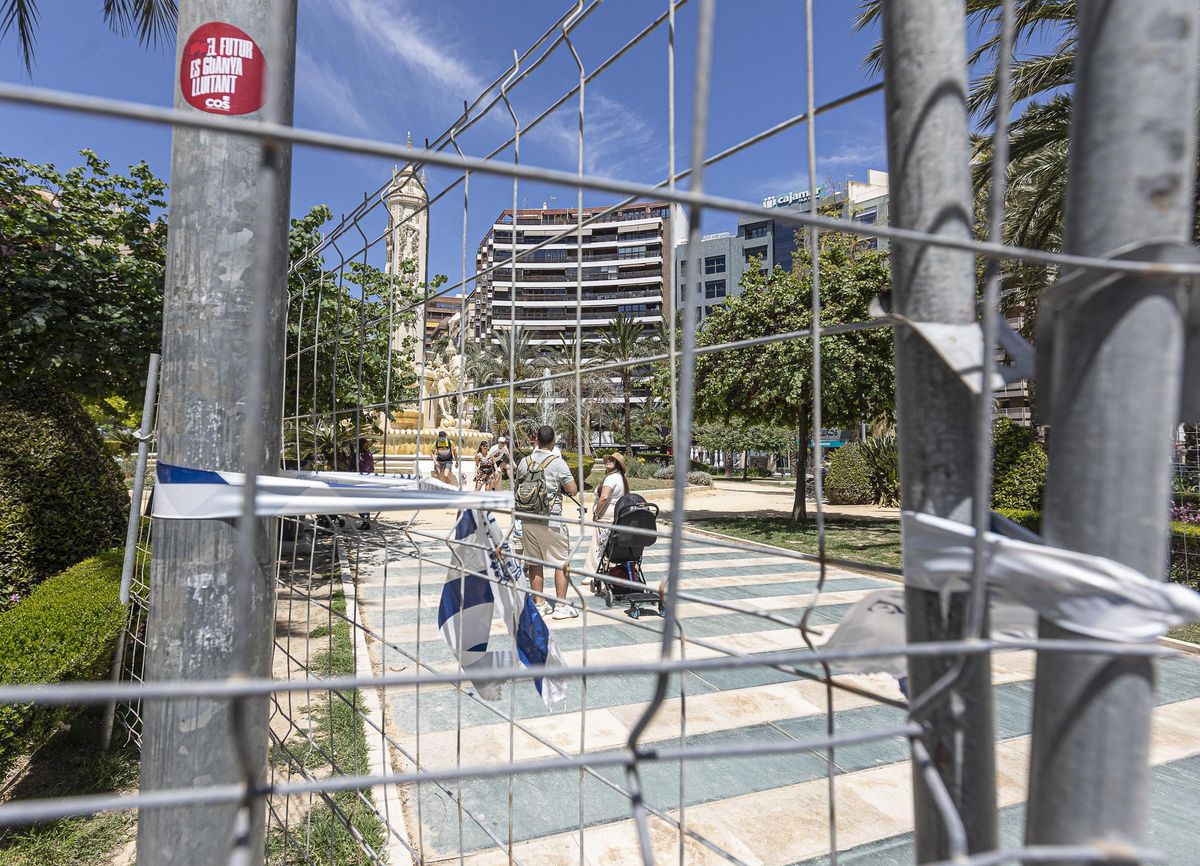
xmin=101 ymin=352 xmax=161 ymax=752
xmin=1026 ymin=2 xmax=1200 ymax=862
xmin=879 ymin=0 xmax=997 ymax=860
xmin=138 ymin=2 xmax=295 ymax=864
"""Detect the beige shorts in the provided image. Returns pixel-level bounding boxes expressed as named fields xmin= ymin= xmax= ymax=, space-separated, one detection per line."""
xmin=521 ymin=521 xmax=569 ymax=569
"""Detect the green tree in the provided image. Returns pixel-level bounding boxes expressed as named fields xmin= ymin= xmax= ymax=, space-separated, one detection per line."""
xmin=694 ymin=238 xmax=894 ymax=522
xmin=2 ymin=0 xmax=176 ymax=72
xmin=1 ymin=150 xmax=167 ymax=403
xmin=597 ymin=312 xmax=660 ymax=459
xmin=284 ymin=205 xmax=424 ymax=467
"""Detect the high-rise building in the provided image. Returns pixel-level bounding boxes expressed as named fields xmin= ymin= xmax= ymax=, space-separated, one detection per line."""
xmin=476 ymin=201 xmax=674 ymax=346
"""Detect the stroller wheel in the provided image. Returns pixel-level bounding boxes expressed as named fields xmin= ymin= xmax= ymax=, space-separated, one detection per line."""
xmin=604 ymin=585 xmax=615 ymax=608
xmin=657 ymin=599 xmax=665 ymax=616
xmin=628 ymin=606 xmax=640 ymax=620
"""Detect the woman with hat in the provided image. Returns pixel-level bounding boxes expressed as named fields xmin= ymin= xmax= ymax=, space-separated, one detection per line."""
xmin=586 ymin=452 xmax=628 ymax=577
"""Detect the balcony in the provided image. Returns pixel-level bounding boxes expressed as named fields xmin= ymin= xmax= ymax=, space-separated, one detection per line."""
xmin=491 ymin=288 xmax=664 ymax=305
xmin=491 ymin=266 xmax=664 ymax=283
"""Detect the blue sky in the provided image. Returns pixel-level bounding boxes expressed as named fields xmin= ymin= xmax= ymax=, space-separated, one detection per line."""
xmin=1 ymin=1 xmax=890 ymax=284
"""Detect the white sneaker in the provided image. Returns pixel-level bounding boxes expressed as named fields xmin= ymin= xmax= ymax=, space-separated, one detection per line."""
xmin=552 ymin=605 xmax=579 ymax=620
xmin=537 ymin=601 xmax=554 ymax=618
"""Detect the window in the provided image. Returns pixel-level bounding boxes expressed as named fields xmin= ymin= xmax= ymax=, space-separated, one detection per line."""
xmin=744 ymin=224 xmax=769 ymax=240
xmin=705 ymin=279 xmax=726 ymax=300
xmin=704 ymin=255 xmax=725 ymax=274
xmin=744 ymin=245 xmax=768 ymax=263
xmin=853 ymin=207 xmax=878 ymax=225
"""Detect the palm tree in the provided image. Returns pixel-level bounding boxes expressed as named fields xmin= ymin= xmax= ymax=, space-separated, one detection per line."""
xmin=856 ymin=1 xmax=1078 ymax=333
xmin=465 ymin=326 xmax=545 ymax=434
xmin=596 ymin=312 xmax=660 ymax=459
xmin=3 ymin=0 xmax=177 ymax=72
xmin=542 ymin=337 xmax=619 ymax=455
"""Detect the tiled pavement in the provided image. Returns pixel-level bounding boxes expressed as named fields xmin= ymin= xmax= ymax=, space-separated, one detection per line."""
xmin=349 ymin=525 xmax=1200 ymax=865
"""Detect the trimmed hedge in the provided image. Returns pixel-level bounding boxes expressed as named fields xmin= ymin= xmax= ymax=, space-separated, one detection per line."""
xmin=0 ymin=549 xmax=127 ymax=776
xmin=0 ymin=379 xmax=127 ymax=609
xmin=824 ymin=443 xmax=874 ymax=505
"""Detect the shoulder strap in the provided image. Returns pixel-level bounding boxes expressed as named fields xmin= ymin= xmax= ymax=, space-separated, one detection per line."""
xmin=538 ymin=454 xmax=558 ymax=471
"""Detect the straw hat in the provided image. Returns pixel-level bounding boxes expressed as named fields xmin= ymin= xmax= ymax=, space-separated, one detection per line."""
xmin=606 ymin=452 xmax=627 ymax=472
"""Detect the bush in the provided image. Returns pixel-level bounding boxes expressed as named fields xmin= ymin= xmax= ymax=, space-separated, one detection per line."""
xmin=993 ymin=441 xmax=1048 ymax=511
xmin=0 ymin=549 xmax=127 ymax=777
xmin=858 ymin=434 xmax=900 ymax=506
xmin=994 ymin=508 xmax=1041 ymax=532
xmin=991 ymin=418 xmax=1047 ymax=512
xmin=0 ymin=380 xmax=128 ymax=609
xmin=824 ymin=443 xmax=874 ymax=505
xmin=638 ymin=451 xmax=672 ymax=465
xmin=1171 ymin=522 xmax=1200 ymax=590
xmin=686 ymin=470 xmax=714 ymax=487
xmin=559 ymin=451 xmax=596 ymax=481
xmin=747 ymin=465 xmax=772 ymax=479
xmin=1176 ymin=491 xmax=1200 ymax=508
xmin=653 ymin=465 xmax=673 ymax=480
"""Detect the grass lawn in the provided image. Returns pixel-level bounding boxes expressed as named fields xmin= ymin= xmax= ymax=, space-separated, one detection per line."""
xmin=0 ymin=707 xmax=139 ymax=865
xmin=267 ymin=585 xmax=386 ymax=866
xmin=695 ymin=514 xmax=903 ymax=571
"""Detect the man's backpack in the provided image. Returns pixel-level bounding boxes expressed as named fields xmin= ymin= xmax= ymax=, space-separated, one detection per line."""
xmin=515 ymin=454 xmax=559 ymax=520
xmin=435 ymin=437 xmax=453 ymax=462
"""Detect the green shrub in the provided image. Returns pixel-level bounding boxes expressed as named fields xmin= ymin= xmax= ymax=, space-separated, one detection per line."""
xmin=993 ymin=440 xmax=1048 ymax=511
xmin=0 ymin=549 xmax=126 ymax=777
xmin=824 ymin=443 xmax=874 ymax=505
xmin=991 ymin=419 xmax=1047 ymax=512
xmin=1175 ymin=491 xmax=1200 ymax=508
xmin=0 ymin=379 xmax=127 ymax=609
xmin=638 ymin=451 xmax=671 ymax=465
xmin=994 ymin=508 xmax=1041 ymax=532
xmin=746 ymin=465 xmax=772 ymax=479
xmin=559 ymin=451 xmax=596 ymax=481
xmin=1171 ymin=522 xmax=1200 ymax=590
xmin=858 ymin=434 xmax=900 ymax=507
xmin=686 ymin=470 xmax=714 ymax=487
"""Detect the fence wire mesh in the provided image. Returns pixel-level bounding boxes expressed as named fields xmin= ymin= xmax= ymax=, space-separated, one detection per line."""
xmin=5 ymin=0 xmax=1200 ymax=864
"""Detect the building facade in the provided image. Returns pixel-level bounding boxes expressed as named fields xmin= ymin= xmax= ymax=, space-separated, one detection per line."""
xmin=675 ymin=170 xmax=891 ymax=322
xmin=475 ymin=201 xmax=674 ymax=346
xmin=384 ymin=151 xmax=429 ymax=366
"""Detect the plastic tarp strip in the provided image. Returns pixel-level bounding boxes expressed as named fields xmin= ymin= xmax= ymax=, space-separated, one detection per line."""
xmin=151 ymin=462 xmax=514 ymax=519
xmin=902 ymin=509 xmax=1200 ymax=642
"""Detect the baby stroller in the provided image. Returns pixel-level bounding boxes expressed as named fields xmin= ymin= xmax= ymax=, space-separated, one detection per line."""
xmin=589 ymin=492 xmax=663 ymax=618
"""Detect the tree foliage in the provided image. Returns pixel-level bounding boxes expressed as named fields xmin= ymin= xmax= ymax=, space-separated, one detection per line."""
xmin=2 ymin=0 xmax=177 ymax=72
xmin=284 ymin=205 xmax=423 ymax=465
xmin=597 ymin=312 xmax=661 ymax=458
xmin=693 ymin=233 xmax=894 ymax=520
xmin=0 ymin=150 xmax=167 ymax=404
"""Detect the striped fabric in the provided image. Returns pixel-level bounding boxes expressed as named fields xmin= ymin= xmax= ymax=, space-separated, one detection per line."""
xmin=439 ymin=510 xmax=567 ymax=709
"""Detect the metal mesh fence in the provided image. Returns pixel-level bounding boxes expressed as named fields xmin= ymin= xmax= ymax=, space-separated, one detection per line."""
xmin=4 ymin=0 xmax=1200 ymax=864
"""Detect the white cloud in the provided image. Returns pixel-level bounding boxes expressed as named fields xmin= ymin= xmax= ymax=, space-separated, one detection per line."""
xmin=296 ymin=44 xmax=372 ymax=133
xmin=312 ymin=0 xmax=484 ymax=103
xmin=541 ymin=93 xmax=663 ymax=182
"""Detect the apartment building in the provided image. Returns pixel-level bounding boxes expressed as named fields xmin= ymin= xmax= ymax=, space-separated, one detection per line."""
xmin=474 ymin=201 xmax=674 ymax=346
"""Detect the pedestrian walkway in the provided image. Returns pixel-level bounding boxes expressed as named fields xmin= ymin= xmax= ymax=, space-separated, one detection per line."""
xmin=348 ymin=523 xmax=1200 ymax=865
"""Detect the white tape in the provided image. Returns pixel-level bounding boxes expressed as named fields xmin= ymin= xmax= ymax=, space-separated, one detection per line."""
xmin=151 ymin=462 xmax=513 ymax=519
xmin=902 ymin=510 xmax=1200 ymax=642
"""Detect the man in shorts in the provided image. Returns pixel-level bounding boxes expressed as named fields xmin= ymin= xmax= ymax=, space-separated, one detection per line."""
xmin=432 ymin=430 xmax=458 ymax=484
xmin=517 ymin=425 xmax=578 ymax=619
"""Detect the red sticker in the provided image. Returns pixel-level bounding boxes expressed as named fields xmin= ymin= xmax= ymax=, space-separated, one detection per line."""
xmin=180 ymin=22 xmax=266 ymax=115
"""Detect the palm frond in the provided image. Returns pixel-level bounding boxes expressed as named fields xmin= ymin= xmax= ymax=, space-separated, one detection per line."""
xmin=1 ymin=0 xmax=40 ymax=73
xmin=102 ymin=0 xmax=176 ymax=47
